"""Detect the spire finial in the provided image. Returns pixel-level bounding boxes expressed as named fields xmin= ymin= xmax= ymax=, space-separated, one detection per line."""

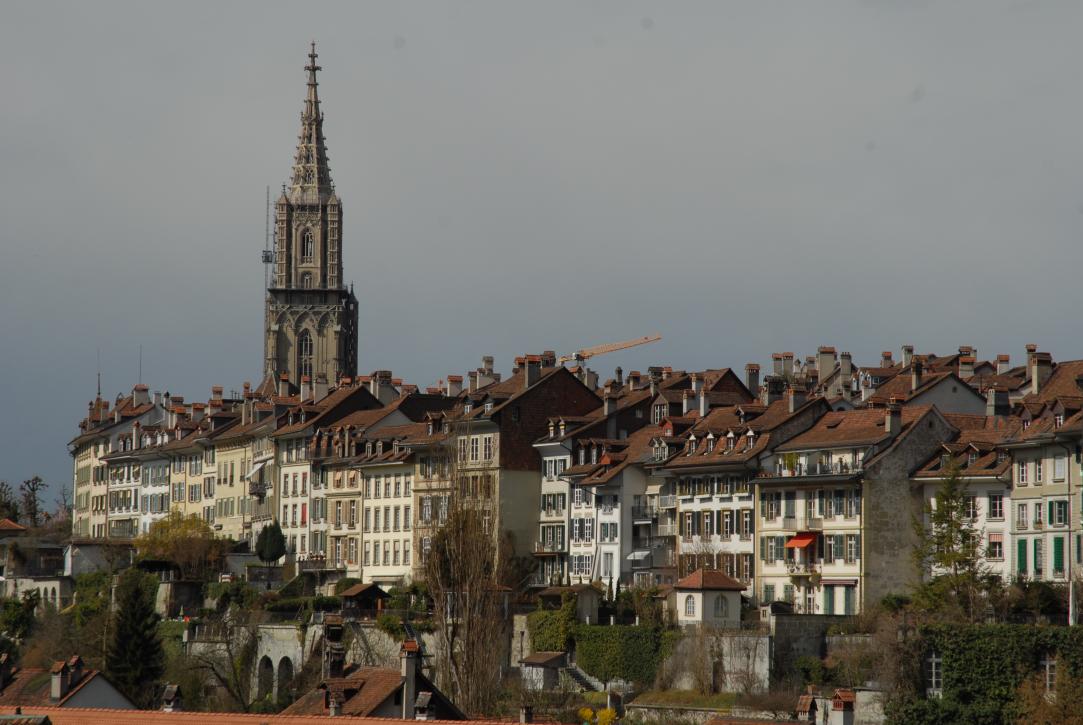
xmin=288 ymin=42 xmax=332 ymax=202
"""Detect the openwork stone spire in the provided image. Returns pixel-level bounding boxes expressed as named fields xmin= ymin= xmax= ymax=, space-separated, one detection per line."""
xmin=289 ymin=42 xmax=333 ymax=204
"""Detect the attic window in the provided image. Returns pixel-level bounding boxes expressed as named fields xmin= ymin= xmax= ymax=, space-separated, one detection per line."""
xmin=484 ymin=401 xmax=494 ymax=413
xmin=427 ymin=422 xmax=434 ymax=436
xmin=366 ymin=442 xmax=373 ymax=456
xmin=727 ymin=432 xmax=735 ymax=451
xmin=940 ymin=454 xmax=951 ymax=469
xmin=464 ymin=403 xmax=473 ymax=414
xmin=688 ymin=438 xmax=697 ymax=455
xmin=968 ymin=452 xmax=978 ymax=466
xmin=1055 ymin=414 xmax=1064 ymax=428
xmin=707 ymin=437 xmax=715 ymax=453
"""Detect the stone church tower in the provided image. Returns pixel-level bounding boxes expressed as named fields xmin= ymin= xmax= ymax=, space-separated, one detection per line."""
xmin=264 ymin=44 xmax=358 ymax=390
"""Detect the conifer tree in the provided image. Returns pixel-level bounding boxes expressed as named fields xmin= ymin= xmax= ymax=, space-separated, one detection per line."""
xmin=106 ymin=569 xmax=164 ymax=708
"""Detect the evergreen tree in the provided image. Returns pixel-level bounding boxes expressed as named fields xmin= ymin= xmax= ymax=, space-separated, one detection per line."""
xmin=255 ymin=521 xmax=286 ymax=589
xmin=106 ymin=569 xmax=164 ymax=708
xmin=911 ymin=462 xmax=988 ymax=621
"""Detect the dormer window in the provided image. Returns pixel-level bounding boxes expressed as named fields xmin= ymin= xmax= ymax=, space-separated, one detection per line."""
xmin=427 ymin=422 xmax=434 ymax=436
xmin=688 ymin=437 xmax=697 ymax=455
xmin=1023 ymin=419 xmax=1031 ymax=430
xmin=579 ymin=448 xmax=586 ymax=466
xmin=376 ymin=441 xmax=383 ymax=455
xmin=366 ymin=442 xmax=373 ymax=456
xmin=746 ymin=430 xmax=756 ymax=447
xmin=726 ymin=431 xmax=735 ymax=451
xmin=464 ymin=403 xmax=472 ymax=414
xmin=484 ymin=401 xmax=493 ymax=413
xmin=1055 ymin=414 xmax=1064 ymax=428
xmin=591 ymin=447 xmax=598 ymax=464
xmin=707 ymin=436 xmax=715 ymax=453
xmin=967 ymin=452 xmax=978 ymax=466
xmin=548 ymin=422 xmax=555 ymax=438
xmin=940 ymin=454 xmax=951 ymax=469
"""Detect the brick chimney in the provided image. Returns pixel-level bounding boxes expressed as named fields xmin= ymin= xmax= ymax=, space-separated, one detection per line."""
xmin=524 ymin=355 xmax=542 ymax=389
xmin=958 ymin=356 xmax=975 ymax=380
xmin=911 ymin=359 xmax=923 ymax=391
xmin=745 ymin=363 xmax=760 ymax=394
xmin=901 ymin=345 xmax=914 ymax=367
xmin=816 ymin=347 xmax=836 ymax=378
xmin=761 ymin=376 xmax=784 ymax=406
xmin=782 ymin=352 xmax=795 ymax=375
xmin=881 ymin=351 xmax=894 ymax=367
xmin=278 ymin=372 xmax=290 ymax=398
xmin=839 ymin=352 xmax=853 ymax=380
xmin=445 ymin=375 xmax=463 ymax=398
xmin=986 ymin=387 xmax=1009 ymax=417
xmin=1029 ymin=348 xmax=1053 ymax=395
xmin=627 ymin=371 xmax=642 ymax=391
xmin=400 ymin=640 xmax=421 ymax=719
xmin=885 ymin=399 xmax=902 ymax=435
xmin=788 ymin=387 xmax=807 ymax=413
xmin=467 ymin=371 xmax=479 ymax=393
xmin=614 ymin=366 xmax=623 ymax=387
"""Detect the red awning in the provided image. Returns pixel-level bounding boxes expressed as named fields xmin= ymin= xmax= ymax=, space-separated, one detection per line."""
xmin=785 ymin=533 xmax=816 ymax=549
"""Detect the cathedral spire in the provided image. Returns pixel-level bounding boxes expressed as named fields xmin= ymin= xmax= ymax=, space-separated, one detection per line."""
xmin=289 ymin=42 xmax=333 ymax=204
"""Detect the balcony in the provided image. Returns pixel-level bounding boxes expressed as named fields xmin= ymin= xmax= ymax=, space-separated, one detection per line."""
xmin=631 ymin=505 xmax=657 ymax=521
xmin=775 ymin=460 xmax=861 ymax=477
xmin=297 ymin=557 xmax=347 ymax=572
xmin=658 ymin=495 xmax=678 ymax=509
xmin=540 ymin=507 xmax=565 ymax=519
xmin=534 ymin=540 xmax=566 ymax=554
xmin=781 ymin=516 xmax=824 ymax=531
xmin=656 ymin=523 xmax=677 ymax=537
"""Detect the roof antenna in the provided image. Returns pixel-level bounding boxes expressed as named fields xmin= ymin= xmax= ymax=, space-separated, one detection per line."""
xmin=96 ymin=348 xmax=102 ymax=398
xmin=138 ymin=344 xmax=143 ymax=385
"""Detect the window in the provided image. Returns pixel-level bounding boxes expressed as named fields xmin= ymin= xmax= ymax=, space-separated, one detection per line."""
xmin=1042 ymin=653 xmax=1057 ymax=694
xmin=1018 ymin=460 xmax=1028 ymax=485
xmin=1053 ymin=500 xmax=1069 ymax=527
xmin=602 ymin=552 xmax=613 ymax=577
xmin=483 ymin=436 xmax=493 ymax=460
xmin=926 ymin=651 xmax=942 ymax=698
xmin=1035 ymin=459 xmax=1044 ymax=484
xmin=714 ymin=594 xmax=727 ymax=619
xmin=988 ymin=493 xmax=1004 ymax=520
xmin=1055 ymin=456 xmax=1067 ymax=481
xmin=684 ymin=595 xmax=695 ymax=617
xmin=301 ymin=229 xmax=314 ymax=261
xmin=1035 ymin=539 xmax=1044 ymax=575
xmin=964 ymin=496 xmax=978 ymax=521
xmin=298 ymin=330 xmax=313 ymax=382
xmin=470 ymin=437 xmax=479 ymax=461
xmin=1035 ymin=502 xmax=1044 ymax=527
xmin=1017 ymin=503 xmax=1028 ymax=529
xmin=763 ymin=584 xmax=775 ymax=603
xmin=404 ymin=505 xmax=411 ymax=530
xmin=301 ymin=272 xmax=312 ymax=289
xmin=987 ymin=533 xmax=1004 ymax=560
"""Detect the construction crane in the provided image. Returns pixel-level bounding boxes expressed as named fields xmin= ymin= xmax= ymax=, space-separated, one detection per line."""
xmin=558 ymin=334 xmax=662 ymax=365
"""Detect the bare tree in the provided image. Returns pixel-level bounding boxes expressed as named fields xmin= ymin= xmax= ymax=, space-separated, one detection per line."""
xmin=185 ymin=613 xmax=261 ymax=712
xmin=423 ymin=434 xmax=512 ymax=717
xmin=20 ymin=476 xmax=47 ymax=528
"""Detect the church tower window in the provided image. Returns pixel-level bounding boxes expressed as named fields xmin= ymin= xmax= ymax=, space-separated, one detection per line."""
xmin=298 ymin=330 xmax=313 ymax=380
xmin=301 ymin=272 xmax=312 ymax=289
xmin=302 ymin=229 xmax=314 ymax=262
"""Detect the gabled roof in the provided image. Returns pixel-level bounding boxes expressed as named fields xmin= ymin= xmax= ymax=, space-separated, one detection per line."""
xmin=775 ymin=406 xmax=928 ymax=452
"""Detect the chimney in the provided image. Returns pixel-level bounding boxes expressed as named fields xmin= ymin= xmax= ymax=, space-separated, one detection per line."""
xmin=690 ymin=373 xmax=703 ymax=395
xmin=482 ymin=355 xmax=494 ymax=375
xmin=745 ymin=363 xmax=760 ymax=394
xmin=132 ymin=384 xmax=150 ymax=407
xmin=698 ymin=389 xmax=708 ymax=417
xmin=445 ymin=375 xmax=463 ymax=398
xmin=278 ymin=372 xmax=289 ymax=398
xmin=603 ymin=395 xmax=616 ymax=417
xmin=467 ymin=371 xmax=479 ymax=393
xmin=50 ymin=661 xmax=70 ymax=701
xmin=614 ymin=366 xmax=623 ymax=387
xmin=682 ymin=391 xmax=693 ymax=416
xmin=958 ymin=356 xmax=975 ymax=379
xmin=788 ymin=387 xmax=807 ymax=413
xmin=314 ymin=373 xmax=329 ymax=401
xmin=300 ymin=375 xmax=312 ymax=402
xmin=911 ymin=359 xmax=923 ymax=391
xmin=400 ymin=640 xmax=421 ymax=719
xmin=996 ymin=354 xmax=1010 ymax=375
xmin=986 ymin=388 xmax=1010 ymax=417
xmin=328 ymin=693 xmax=339 ymax=717
xmin=881 ymin=351 xmax=894 ymax=367
xmin=1030 ymin=349 xmax=1053 ymax=395
xmin=541 ymin=350 xmax=557 ymax=367
xmin=519 ymin=705 xmax=534 ymax=724
xmin=627 ymin=371 xmax=642 ymax=390
xmin=190 ymin=403 xmax=205 ymax=423
xmin=901 ymin=345 xmax=914 ymax=367
xmin=816 ymin=347 xmax=836 ymax=378
xmin=839 ymin=352 xmax=853 ymax=379
xmin=524 ymin=355 xmax=542 ymax=389
xmin=582 ymin=368 xmax=599 ymax=390
xmin=761 ymin=376 xmax=784 ymax=406
xmin=782 ymin=352 xmax=795 ymax=375
xmin=772 ymin=353 xmax=784 ymax=377
xmin=885 ymin=400 xmax=902 ymax=435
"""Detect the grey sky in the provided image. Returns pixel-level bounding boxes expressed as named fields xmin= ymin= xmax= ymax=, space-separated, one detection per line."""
xmin=3 ymin=1 xmax=1083 ymax=491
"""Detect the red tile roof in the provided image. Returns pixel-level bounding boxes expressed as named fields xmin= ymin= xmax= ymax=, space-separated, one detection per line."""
xmin=0 ymin=708 xmax=502 ymax=724
xmin=676 ymin=568 xmax=746 ymax=591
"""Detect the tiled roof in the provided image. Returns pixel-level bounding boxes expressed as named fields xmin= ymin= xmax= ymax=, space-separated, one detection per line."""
xmin=775 ymin=406 xmax=928 ymax=452
xmin=676 ymin=568 xmax=745 ymax=591
xmin=1033 ymin=360 xmax=1083 ymax=402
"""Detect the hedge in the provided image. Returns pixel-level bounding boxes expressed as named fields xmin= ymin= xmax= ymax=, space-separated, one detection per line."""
xmin=571 ymin=624 xmax=680 ymax=686
xmin=528 ymin=605 xmax=576 ymax=652
xmin=888 ymin=624 xmax=1083 ymax=725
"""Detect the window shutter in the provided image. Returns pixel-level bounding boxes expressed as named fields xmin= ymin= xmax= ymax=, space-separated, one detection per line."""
xmin=816 ymin=533 xmax=825 ymax=560
xmin=760 ymin=536 xmax=766 ymax=561
xmin=716 ymin=510 xmax=723 ymax=536
xmin=1049 ymin=500 xmax=1055 ymax=523
xmin=835 ymin=534 xmax=844 ymax=561
xmin=679 ymin=515 xmax=685 ymax=537
xmin=1035 ymin=541 xmax=1041 ymax=572
xmin=1054 ymin=537 xmax=1064 ymax=572
xmin=855 ymin=534 xmax=861 ymax=559
xmin=776 ymin=536 xmax=785 ymax=561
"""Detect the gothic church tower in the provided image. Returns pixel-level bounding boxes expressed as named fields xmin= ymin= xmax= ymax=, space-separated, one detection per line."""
xmin=264 ymin=44 xmax=358 ymax=389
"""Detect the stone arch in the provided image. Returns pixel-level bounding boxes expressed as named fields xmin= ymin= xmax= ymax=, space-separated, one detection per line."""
xmin=277 ymin=656 xmax=295 ymax=700
xmin=257 ymin=656 xmax=274 ymax=700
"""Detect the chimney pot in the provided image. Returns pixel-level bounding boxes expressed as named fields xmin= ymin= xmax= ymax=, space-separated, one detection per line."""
xmin=744 ymin=363 xmax=760 ymax=393
xmin=885 ymin=401 xmax=902 ymax=434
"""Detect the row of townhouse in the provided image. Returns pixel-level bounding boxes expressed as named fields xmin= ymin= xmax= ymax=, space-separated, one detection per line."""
xmin=70 ymin=344 xmax=1083 ymax=615
xmin=523 ymin=345 xmax=1083 ymax=618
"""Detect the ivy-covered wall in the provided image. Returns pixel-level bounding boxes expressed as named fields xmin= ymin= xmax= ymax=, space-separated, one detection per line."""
xmin=890 ymin=624 xmax=1083 ymax=725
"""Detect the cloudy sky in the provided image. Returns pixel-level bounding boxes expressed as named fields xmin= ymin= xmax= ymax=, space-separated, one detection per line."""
xmin=3 ymin=1 xmax=1083 ymax=491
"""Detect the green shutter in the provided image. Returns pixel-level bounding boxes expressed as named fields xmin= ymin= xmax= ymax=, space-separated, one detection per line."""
xmin=824 ymin=585 xmax=835 ymax=615
xmin=1049 ymin=500 xmax=1055 ymax=524
xmin=1018 ymin=539 xmax=1027 ymax=573
xmin=1034 ymin=540 xmax=1042 ymax=573
xmin=1054 ymin=537 xmax=1064 ymax=573
xmin=760 ymin=536 xmax=766 ymax=561
xmin=855 ymin=534 xmax=861 ymax=560
xmin=775 ymin=536 xmax=785 ymax=561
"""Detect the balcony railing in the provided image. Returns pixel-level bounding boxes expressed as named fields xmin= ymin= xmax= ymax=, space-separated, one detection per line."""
xmin=298 ymin=557 xmax=347 ymax=572
xmin=776 ymin=460 xmax=861 ymax=477
xmin=534 ymin=540 xmax=566 ymax=554
xmin=658 ymin=495 xmax=678 ymax=509
xmin=631 ymin=505 xmax=657 ymax=520
xmin=656 ymin=523 xmax=677 ymax=537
